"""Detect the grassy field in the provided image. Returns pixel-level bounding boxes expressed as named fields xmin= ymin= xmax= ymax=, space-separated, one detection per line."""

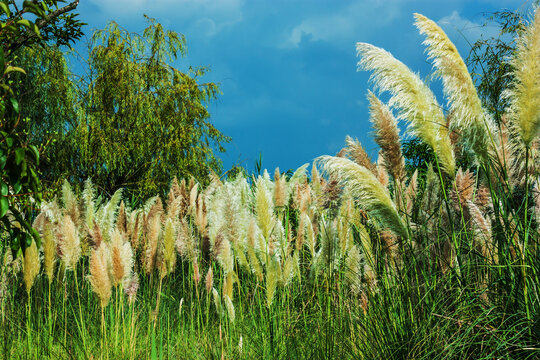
xmin=1 ymin=10 xmax=540 ymax=360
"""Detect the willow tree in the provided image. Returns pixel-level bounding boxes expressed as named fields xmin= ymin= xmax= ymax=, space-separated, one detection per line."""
xmin=71 ymin=17 xmax=229 ymax=199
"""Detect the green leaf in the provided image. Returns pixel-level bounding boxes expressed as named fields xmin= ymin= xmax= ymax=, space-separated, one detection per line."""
xmin=0 ymin=2 xmax=10 ymax=17
xmin=22 ymin=1 xmax=44 ymax=17
xmin=0 ymin=154 xmax=6 ymax=169
xmin=13 ymin=181 xmax=21 ymax=194
xmin=28 ymin=145 xmax=39 ymax=163
xmin=16 ymin=19 xmax=40 ymax=36
xmin=15 ymin=147 xmax=25 ymax=165
xmin=4 ymin=66 xmax=26 ymax=75
xmin=10 ymin=98 xmax=19 ymax=114
xmin=5 ymin=136 xmax=13 ymax=147
xmin=0 ymin=196 xmax=8 ymax=218
xmin=0 ymin=181 xmax=7 ymax=196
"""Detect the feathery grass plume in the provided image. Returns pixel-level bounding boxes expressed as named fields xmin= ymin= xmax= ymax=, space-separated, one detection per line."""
xmin=110 ymin=229 xmax=134 ymax=288
xmin=266 ymin=257 xmax=279 ymax=307
xmin=116 ymin=201 xmax=127 ymax=235
xmin=255 ymin=176 xmax=274 ymax=240
xmin=100 ymin=188 xmax=123 ymax=240
xmin=368 ymin=91 xmax=405 ymax=181
xmin=205 ymin=266 xmax=213 ymax=293
xmin=247 ymin=219 xmax=263 ymax=279
xmin=467 ymin=200 xmax=495 ymax=260
xmin=282 ymin=255 xmax=295 ymax=287
xmin=274 ymin=168 xmax=287 ymax=207
xmin=176 ymin=218 xmax=197 ymax=261
xmin=195 ymin=194 xmax=208 ymax=235
xmin=60 ymin=215 xmax=81 ymax=271
xmin=376 ymin=152 xmax=389 ymax=188
xmin=144 ymin=215 xmax=161 ymax=274
xmin=193 ymin=257 xmax=201 ymax=285
xmin=222 ymin=271 xmax=234 ymax=300
xmin=414 ymin=13 xmax=493 ymax=160
xmin=88 ymin=220 xmax=104 ymax=249
xmin=215 ymin=230 xmax=234 ymax=274
xmin=124 ymin=272 xmax=139 ymax=304
xmin=88 ymin=243 xmax=112 ymax=309
xmin=303 ymin=213 xmax=316 ymax=257
xmin=189 ymin=183 xmax=198 ymax=216
xmin=357 ymin=42 xmax=455 ymax=175
xmin=453 ymin=168 xmax=475 ymax=207
xmin=505 ymin=9 xmax=540 ymax=147
xmin=43 ymin=224 xmax=56 ymax=283
xmin=224 ymin=295 xmax=235 ymax=323
xmin=343 ymin=136 xmax=378 ymax=175
xmin=82 ymin=179 xmax=96 ymax=229
xmin=162 ymin=218 xmax=177 ymax=274
xmin=62 ymin=180 xmax=80 ymax=225
xmin=23 ymin=241 xmax=40 ymax=294
xmin=404 ymin=169 xmax=418 ymax=215
xmin=130 ymin=212 xmax=140 ymax=251
xmin=212 ymin=288 xmax=222 ymax=316
xmin=318 ymin=156 xmax=408 ymax=239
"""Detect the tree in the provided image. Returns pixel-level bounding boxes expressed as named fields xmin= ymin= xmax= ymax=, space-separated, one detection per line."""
xmin=0 ymin=0 xmax=83 ymax=253
xmin=68 ymin=17 xmax=229 ymax=199
xmin=466 ymin=8 xmax=530 ymax=123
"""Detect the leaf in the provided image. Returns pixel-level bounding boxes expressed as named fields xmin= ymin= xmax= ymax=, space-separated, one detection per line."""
xmin=0 ymin=196 xmax=8 ymax=218
xmin=28 ymin=145 xmax=39 ymax=163
xmin=16 ymin=19 xmax=40 ymax=36
xmin=4 ymin=66 xmax=26 ymax=75
xmin=22 ymin=1 xmax=44 ymax=17
xmin=15 ymin=147 xmax=25 ymax=165
xmin=13 ymin=181 xmax=21 ymax=194
xmin=0 ymin=181 xmax=7 ymax=196
xmin=0 ymin=2 xmax=10 ymax=17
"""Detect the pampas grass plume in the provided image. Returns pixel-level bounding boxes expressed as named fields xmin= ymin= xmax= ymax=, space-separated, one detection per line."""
xmin=61 ymin=215 xmax=81 ymax=271
xmin=414 ymin=13 xmax=492 ymax=158
xmin=88 ymin=243 xmax=112 ymax=308
xmin=356 ymin=41 xmax=455 ymax=175
xmin=318 ymin=156 xmax=408 ymax=239
xmin=506 ymin=9 xmax=540 ymax=147
xmin=23 ymin=241 xmax=40 ymax=294
xmin=43 ymin=224 xmax=56 ymax=283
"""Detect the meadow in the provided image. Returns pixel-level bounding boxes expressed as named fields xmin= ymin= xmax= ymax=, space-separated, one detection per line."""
xmin=1 ymin=10 xmax=540 ymax=359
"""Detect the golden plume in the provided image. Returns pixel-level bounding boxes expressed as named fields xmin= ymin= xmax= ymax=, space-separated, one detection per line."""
xmin=357 ymin=42 xmax=455 ymax=175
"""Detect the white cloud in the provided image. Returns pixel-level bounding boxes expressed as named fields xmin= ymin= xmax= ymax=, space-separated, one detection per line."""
xmin=282 ymin=1 xmax=402 ymax=48
xmin=89 ymin=0 xmax=244 ymax=35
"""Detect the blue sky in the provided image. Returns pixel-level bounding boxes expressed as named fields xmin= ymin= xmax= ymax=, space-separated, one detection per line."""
xmin=74 ymin=0 xmax=532 ymax=174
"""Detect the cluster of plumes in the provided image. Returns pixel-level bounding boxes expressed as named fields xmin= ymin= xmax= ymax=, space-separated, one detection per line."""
xmin=19 ymin=166 xmax=372 ymax=322
xmin=319 ymin=9 xmax=540 ymax=289
xmin=12 ymin=8 xmax=540 ymax=321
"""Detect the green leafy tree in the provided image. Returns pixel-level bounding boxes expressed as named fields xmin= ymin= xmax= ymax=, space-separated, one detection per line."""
xmin=68 ymin=17 xmax=230 ymax=199
xmin=466 ymin=8 xmax=530 ymax=123
xmin=0 ymin=0 xmax=82 ymax=253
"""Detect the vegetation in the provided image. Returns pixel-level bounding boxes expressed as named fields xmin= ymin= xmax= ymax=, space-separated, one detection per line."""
xmin=1 ymin=0 xmax=83 ymax=254
xmin=1 ymin=5 xmax=539 ymax=360
xmin=12 ymin=18 xmax=229 ymax=200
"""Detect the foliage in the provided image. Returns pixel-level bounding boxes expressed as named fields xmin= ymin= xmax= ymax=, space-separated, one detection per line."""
xmin=12 ymin=17 xmax=230 ymax=200
xmin=466 ymin=6 xmax=536 ymax=123
xmin=0 ymin=0 xmax=82 ymax=253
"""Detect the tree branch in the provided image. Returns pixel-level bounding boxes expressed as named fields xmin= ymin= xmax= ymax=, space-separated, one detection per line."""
xmin=35 ymin=0 xmax=80 ymax=29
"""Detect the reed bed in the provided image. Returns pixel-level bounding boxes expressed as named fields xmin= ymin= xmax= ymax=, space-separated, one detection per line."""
xmin=1 ymin=9 xmax=540 ymax=359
